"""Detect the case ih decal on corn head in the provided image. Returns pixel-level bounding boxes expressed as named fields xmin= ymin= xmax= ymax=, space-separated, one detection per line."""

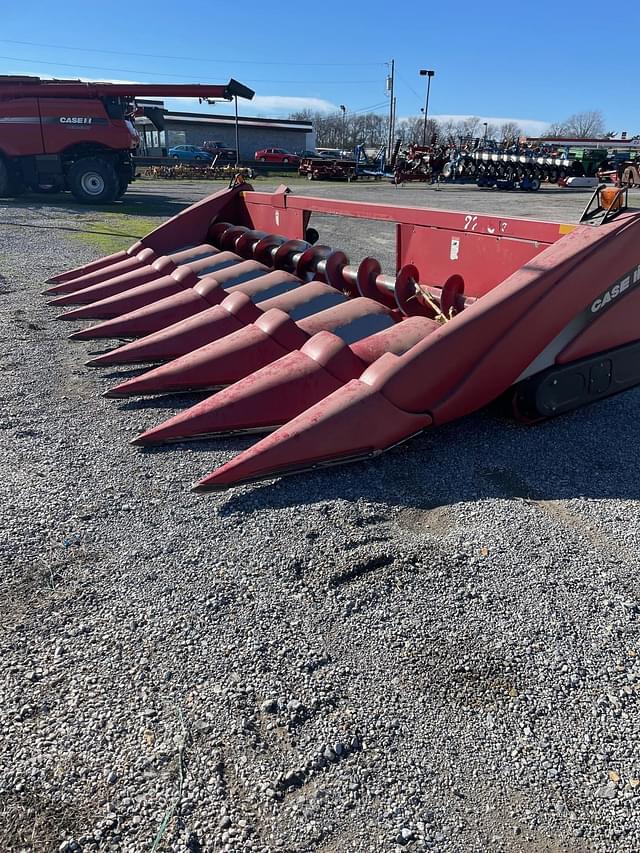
xmin=46 ymin=183 xmax=640 ymax=491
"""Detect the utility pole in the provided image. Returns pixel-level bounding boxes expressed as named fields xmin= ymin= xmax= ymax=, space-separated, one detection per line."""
xmin=391 ymin=96 xmax=396 ymax=152
xmin=386 ymin=59 xmax=395 ymax=160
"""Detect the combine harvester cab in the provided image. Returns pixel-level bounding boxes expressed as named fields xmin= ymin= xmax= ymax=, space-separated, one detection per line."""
xmin=48 ymin=182 xmax=640 ymax=491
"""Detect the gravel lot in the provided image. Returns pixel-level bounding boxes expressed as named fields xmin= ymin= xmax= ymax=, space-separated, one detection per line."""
xmin=2 ymin=179 xmax=640 ymax=853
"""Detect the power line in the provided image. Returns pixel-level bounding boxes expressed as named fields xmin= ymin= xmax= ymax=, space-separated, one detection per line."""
xmin=396 ymin=71 xmax=423 ymax=103
xmin=0 ymin=38 xmax=386 ymax=68
xmin=0 ymin=55 xmax=380 ymax=85
xmin=0 ymin=55 xmax=201 ymax=80
xmin=350 ymin=101 xmax=389 ymax=114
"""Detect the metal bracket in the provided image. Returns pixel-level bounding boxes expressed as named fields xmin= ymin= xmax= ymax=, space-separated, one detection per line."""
xmin=579 ymin=184 xmax=629 ymax=225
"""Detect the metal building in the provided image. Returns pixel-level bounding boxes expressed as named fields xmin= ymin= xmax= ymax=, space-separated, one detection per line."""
xmin=136 ymin=103 xmax=314 ymax=159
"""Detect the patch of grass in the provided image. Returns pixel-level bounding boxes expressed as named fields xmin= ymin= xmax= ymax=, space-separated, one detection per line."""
xmin=0 ymin=787 xmax=94 ymax=852
xmin=0 ymin=544 xmax=95 ymax=631
xmin=68 ymin=212 xmax=161 ymax=255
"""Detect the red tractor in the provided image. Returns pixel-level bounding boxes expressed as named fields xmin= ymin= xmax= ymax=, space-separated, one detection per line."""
xmin=0 ymin=76 xmax=253 ymax=203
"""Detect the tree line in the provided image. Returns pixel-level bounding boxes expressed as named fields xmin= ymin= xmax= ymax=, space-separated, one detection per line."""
xmin=289 ymin=108 xmax=614 ymax=149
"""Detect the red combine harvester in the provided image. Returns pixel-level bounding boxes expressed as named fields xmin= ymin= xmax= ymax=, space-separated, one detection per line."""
xmin=46 ymin=183 xmax=640 ymax=491
xmin=0 ymin=76 xmax=253 ymax=202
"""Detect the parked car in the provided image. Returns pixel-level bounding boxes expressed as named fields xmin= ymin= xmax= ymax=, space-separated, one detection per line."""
xmin=318 ymin=149 xmax=353 ymax=160
xmin=168 ymin=145 xmax=213 ymax=162
xmin=254 ymin=148 xmax=300 ymax=165
xmin=202 ymin=140 xmax=236 ymax=161
xmin=297 ymin=149 xmax=321 ymax=159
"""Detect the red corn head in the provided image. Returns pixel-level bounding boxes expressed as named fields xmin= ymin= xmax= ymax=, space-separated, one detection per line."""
xmin=133 ymin=316 xmax=438 ymax=445
xmin=86 ymin=281 xmax=346 ymax=366
xmin=193 ymin=376 xmax=432 ymax=491
xmin=44 ymin=242 xmax=225 ymax=295
xmin=41 ymin=179 xmax=640 ymax=494
xmin=47 ymin=249 xmax=239 ymax=306
xmin=72 ymin=269 xmax=304 ymax=343
xmin=57 ymin=259 xmax=269 ymax=322
xmin=105 ymin=298 xmax=393 ymax=397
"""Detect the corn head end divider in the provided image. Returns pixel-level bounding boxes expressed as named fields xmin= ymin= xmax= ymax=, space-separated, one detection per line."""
xmin=47 ymin=183 xmax=640 ymax=491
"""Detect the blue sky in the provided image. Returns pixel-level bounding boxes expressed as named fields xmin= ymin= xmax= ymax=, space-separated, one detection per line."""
xmin=2 ymin=1 xmax=638 ymax=135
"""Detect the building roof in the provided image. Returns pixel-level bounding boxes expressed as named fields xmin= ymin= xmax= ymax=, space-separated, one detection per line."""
xmin=136 ymin=102 xmax=312 ymax=134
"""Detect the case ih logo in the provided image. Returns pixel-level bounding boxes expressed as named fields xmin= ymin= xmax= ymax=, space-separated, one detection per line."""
xmin=60 ymin=117 xmax=93 ymax=124
xmin=591 ymin=264 xmax=640 ymax=314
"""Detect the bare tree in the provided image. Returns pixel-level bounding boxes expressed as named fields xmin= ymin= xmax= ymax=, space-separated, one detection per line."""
xmin=290 ymin=110 xmax=529 ymax=151
xmin=544 ymin=110 xmax=606 ymax=138
xmin=436 ymin=119 xmax=458 ymax=143
xmin=289 ymin=109 xmax=388 ymax=149
xmin=460 ymin=116 xmax=481 ymax=138
xmin=499 ymin=121 xmax=523 ymax=144
xmin=395 ymin=116 xmax=438 ymax=145
xmin=563 ymin=110 xmax=606 ymax=137
xmin=545 ymin=121 xmax=567 ymax=137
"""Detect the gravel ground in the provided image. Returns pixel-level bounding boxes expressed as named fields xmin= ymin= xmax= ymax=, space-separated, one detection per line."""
xmin=2 ymin=181 xmax=640 ymax=853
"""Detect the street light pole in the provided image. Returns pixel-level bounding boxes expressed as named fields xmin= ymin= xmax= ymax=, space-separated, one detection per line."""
xmin=234 ymin=95 xmax=240 ymax=167
xmin=419 ymin=69 xmax=435 ymax=146
xmin=339 ymin=104 xmax=346 ymax=152
xmin=386 ymin=59 xmax=395 ymax=160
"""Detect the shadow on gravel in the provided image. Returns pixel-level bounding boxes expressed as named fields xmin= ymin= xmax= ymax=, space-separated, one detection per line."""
xmin=2 ymin=217 xmax=146 ymax=239
xmin=136 ymin=434 xmax=255 ymax=456
xmin=212 ymin=393 xmax=640 ymax=516
xmin=85 ymin=344 xmax=132 ymax=356
xmin=98 ymin=367 xmax=150 ymax=382
xmin=3 ymin=186 xmax=193 ymax=221
xmin=116 ymin=392 xmax=207 ymax=411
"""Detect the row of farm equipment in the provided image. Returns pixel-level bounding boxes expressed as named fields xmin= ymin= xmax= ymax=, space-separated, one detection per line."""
xmin=143 ymin=163 xmax=255 ymax=181
xmin=3 ymin=72 xmax=632 ymax=199
xmin=141 ymin=143 xmax=638 ymax=193
xmin=295 ymin=143 xmax=575 ymax=190
xmin=145 ymin=142 xmax=639 ymax=192
xmin=295 ymin=140 xmax=638 ymax=192
xmin=44 ymin=181 xmax=640 ymax=491
xmin=392 ymin=144 xmax=593 ymax=190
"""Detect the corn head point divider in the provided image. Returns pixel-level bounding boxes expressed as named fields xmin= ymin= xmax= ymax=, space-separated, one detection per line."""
xmin=47 ymin=183 xmax=640 ymax=491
